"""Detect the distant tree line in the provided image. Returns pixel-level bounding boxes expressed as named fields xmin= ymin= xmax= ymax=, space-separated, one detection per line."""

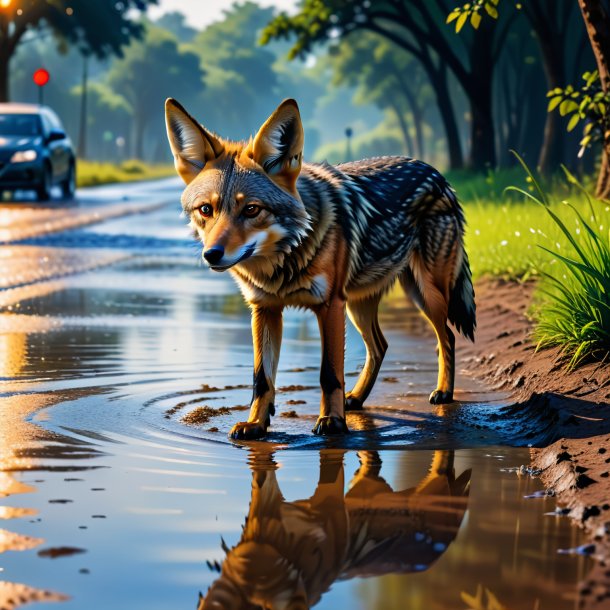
xmin=3 ymin=0 xmax=603 ymax=180
xmin=262 ymin=0 xmax=594 ymax=175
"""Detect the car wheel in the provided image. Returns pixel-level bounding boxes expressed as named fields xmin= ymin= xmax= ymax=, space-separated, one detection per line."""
xmin=36 ymin=164 xmax=52 ymax=202
xmin=61 ymin=162 xmax=76 ymax=200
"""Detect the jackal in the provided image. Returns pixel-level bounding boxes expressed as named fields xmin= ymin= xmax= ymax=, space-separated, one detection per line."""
xmin=165 ymin=98 xmax=476 ymax=440
xmin=198 ymin=449 xmax=471 ymax=609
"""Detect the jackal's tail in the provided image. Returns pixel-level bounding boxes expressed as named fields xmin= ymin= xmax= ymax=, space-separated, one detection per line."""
xmin=448 ymin=247 xmax=476 ymax=341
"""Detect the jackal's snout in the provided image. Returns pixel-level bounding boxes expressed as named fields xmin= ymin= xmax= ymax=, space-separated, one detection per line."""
xmin=203 ymin=246 xmax=224 ymax=265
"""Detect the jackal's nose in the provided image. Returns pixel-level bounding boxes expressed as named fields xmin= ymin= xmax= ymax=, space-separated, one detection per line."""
xmin=203 ymin=246 xmax=224 ymax=265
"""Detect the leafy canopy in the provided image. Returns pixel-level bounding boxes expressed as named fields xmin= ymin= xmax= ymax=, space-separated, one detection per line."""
xmin=107 ymin=25 xmax=203 ymax=123
xmin=0 ymin=0 xmax=158 ymax=58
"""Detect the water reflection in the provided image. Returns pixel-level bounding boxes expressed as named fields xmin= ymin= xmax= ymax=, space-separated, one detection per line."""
xmin=200 ymin=449 xmax=470 ymax=610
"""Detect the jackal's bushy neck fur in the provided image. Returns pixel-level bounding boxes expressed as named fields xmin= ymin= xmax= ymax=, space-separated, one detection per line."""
xmin=233 ymin=155 xmax=469 ymax=310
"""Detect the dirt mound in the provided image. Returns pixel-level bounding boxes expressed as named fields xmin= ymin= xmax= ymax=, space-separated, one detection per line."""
xmin=462 ymin=278 xmax=610 ymax=609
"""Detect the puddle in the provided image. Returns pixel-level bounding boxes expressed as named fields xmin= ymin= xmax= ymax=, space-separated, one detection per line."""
xmin=0 ymin=200 xmax=591 ymax=608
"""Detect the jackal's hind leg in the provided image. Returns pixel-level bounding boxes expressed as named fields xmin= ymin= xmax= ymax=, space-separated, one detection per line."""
xmin=400 ymin=263 xmax=455 ymax=405
xmin=345 ymin=295 xmax=387 ymax=411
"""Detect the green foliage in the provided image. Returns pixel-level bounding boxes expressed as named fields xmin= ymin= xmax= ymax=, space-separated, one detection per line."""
xmin=505 ymin=157 xmax=610 ymax=369
xmin=547 ymin=71 xmax=610 ymax=156
xmin=460 ymin=169 xmax=609 ymax=286
xmin=107 ymin=24 xmax=203 ymax=157
xmin=76 ymin=160 xmax=173 ymax=187
xmin=313 ymin=118 xmax=403 ymax=163
xmin=1 ymin=0 xmax=157 ymax=59
xmin=107 ymin=25 xmax=202 ymax=123
xmin=446 ymin=1 xmax=500 ymax=32
xmin=324 ymin=33 xmax=431 ymax=147
xmin=154 ymin=11 xmax=198 ymax=43
xmin=187 ymin=2 xmax=278 ymax=140
xmin=262 ymin=0 xmax=386 ymax=60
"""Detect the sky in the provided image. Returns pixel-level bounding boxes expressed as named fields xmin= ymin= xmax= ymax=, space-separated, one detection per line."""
xmin=149 ymin=0 xmax=298 ymax=29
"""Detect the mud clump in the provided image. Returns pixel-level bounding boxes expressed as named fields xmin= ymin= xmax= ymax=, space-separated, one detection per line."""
xmin=280 ymin=410 xmax=299 ymax=418
xmin=182 ymin=406 xmax=231 ymax=426
xmin=38 ymin=546 xmax=86 ymax=559
xmin=382 ymin=376 xmax=399 ymax=383
xmin=277 ymin=385 xmax=315 ymax=393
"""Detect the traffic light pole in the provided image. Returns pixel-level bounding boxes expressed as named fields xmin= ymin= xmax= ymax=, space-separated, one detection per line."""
xmin=77 ymin=54 xmax=88 ymax=159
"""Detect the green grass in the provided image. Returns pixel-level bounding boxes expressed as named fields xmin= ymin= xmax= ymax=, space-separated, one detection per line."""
xmin=459 ymin=164 xmax=610 ymax=368
xmin=76 ymin=159 xmax=175 ymax=188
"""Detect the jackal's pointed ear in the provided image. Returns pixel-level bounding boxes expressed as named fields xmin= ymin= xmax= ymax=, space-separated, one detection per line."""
xmin=165 ymin=98 xmax=223 ymax=184
xmin=251 ymin=99 xmax=304 ymax=194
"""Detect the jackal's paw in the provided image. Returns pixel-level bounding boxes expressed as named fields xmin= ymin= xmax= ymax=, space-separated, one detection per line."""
xmin=345 ymin=395 xmax=364 ymax=411
xmin=229 ymin=421 xmax=267 ymax=440
xmin=429 ymin=389 xmax=454 ymax=405
xmin=312 ymin=416 xmax=349 ymax=436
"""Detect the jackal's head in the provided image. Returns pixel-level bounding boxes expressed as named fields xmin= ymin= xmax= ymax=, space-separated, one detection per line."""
xmin=165 ymin=99 xmax=310 ymax=276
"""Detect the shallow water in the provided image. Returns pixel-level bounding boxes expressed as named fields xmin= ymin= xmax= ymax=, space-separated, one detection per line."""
xmin=0 ymin=195 xmax=590 ymax=609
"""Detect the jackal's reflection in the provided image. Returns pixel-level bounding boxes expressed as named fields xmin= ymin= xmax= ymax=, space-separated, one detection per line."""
xmin=199 ymin=450 xmax=471 ymax=610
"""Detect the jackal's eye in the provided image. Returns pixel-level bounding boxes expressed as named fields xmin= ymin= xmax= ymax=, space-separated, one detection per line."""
xmin=243 ymin=204 xmax=261 ymax=218
xmin=198 ymin=204 xmax=213 ymax=218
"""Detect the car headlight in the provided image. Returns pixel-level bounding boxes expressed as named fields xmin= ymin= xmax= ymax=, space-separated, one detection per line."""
xmin=10 ymin=149 xmax=38 ymax=163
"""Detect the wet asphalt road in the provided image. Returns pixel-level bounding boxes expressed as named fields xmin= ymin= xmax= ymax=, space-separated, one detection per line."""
xmin=0 ymin=179 xmax=590 ymax=610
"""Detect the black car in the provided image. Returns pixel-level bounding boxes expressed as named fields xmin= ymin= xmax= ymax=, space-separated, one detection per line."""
xmin=0 ymin=103 xmax=76 ymax=201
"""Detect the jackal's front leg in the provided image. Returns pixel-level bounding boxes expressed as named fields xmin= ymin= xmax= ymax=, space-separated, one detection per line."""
xmin=313 ymin=297 xmax=348 ymax=436
xmin=230 ymin=305 xmax=282 ymax=440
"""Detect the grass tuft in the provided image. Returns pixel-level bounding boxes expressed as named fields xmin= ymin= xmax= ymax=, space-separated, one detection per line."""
xmin=507 ymin=156 xmax=610 ymax=369
xmin=76 ymin=159 xmax=174 ymax=188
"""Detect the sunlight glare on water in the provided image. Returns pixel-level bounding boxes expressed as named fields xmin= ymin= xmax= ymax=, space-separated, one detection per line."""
xmin=0 ymin=199 xmax=590 ymax=609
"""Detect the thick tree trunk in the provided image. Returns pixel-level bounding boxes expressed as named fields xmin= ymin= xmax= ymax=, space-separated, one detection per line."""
xmin=536 ymin=47 xmax=566 ymax=174
xmin=578 ymin=0 xmax=610 ymax=198
xmin=0 ymin=55 xmax=8 ymax=103
xmin=428 ymin=64 xmax=463 ymax=170
xmin=466 ymin=23 xmax=496 ymax=170
xmin=0 ymin=25 xmax=10 ymax=103
xmin=597 ymin=145 xmax=610 ymax=199
xmin=525 ymin=2 xmax=570 ymax=175
xmin=469 ymin=87 xmax=496 ymax=170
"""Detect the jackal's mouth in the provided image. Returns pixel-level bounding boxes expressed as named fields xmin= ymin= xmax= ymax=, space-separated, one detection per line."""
xmin=208 ymin=243 xmax=256 ymax=272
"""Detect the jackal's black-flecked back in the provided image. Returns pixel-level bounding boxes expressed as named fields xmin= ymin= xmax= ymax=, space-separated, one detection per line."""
xmin=295 ymin=156 xmax=476 ymax=340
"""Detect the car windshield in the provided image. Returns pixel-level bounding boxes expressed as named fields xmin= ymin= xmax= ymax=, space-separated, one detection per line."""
xmin=0 ymin=114 xmax=41 ymax=136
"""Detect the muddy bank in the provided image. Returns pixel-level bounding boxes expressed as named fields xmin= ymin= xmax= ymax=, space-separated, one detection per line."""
xmin=460 ymin=279 xmax=610 ymax=608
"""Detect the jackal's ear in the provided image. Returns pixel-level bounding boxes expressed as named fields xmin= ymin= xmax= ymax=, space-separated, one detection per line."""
xmin=251 ymin=99 xmax=304 ymax=194
xmin=165 ymin=98 xmax=223 ymax=184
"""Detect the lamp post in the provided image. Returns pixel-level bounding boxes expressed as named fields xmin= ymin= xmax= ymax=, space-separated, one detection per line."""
xmin=77 ymin=54 xmax=89 ymax=159
xmin=0 ymin=0 xmax=11 ymax=101
xmin=345 ymin=126 xmax=353 ymax=162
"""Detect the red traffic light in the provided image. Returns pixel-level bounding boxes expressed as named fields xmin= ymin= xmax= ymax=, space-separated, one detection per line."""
xmin=33 ymin=68 xmax=50 ymax=87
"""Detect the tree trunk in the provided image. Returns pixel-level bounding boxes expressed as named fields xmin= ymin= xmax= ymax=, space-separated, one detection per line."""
xmin=525 ymin=2 xmax=570 ymax=175
xmin=466 ymin=23 xmax=496 ymax=170
xmin=536 ymin=47 xmax=566 ymax=174
xmin=596 ymin=145 xmax=610 ymax=199
xmin=0 ymin=24 xmax=10 ymax=103
xmin=389 ymin=99 xmax=414 ymax=156
xmin=396 ymin=77 xmax=425 ymax=159
xmin=134 ymin=116 xmax=146 ymax=160
xmin=578 ymin=0 xmax=610 ymax=198
xmin=428 ymin=64 xmax=463 ymax=170
xmin=468 ymin=86 xmax=496 ymax=170
xmin=0 ymin=54 xmax=8 ymax=103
